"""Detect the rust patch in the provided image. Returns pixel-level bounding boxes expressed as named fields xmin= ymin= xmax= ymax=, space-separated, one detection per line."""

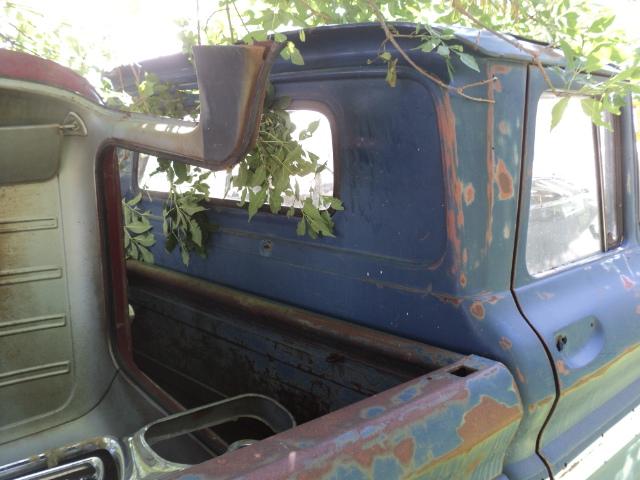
xmin=460 ymin=273 xmax=467 ymax=288
xmin=393 ymin=437 xmax=415 ymax=466
xmin=456 ymin=396 xmax=521 ymax=446
xmin=435 ymin=93 xmax=463 ymax=274
xmin=457 ymin=210 xmax=464 ymax=227
xmin=556 ymin=360 xmax=570 ymax=376
xmin=470 ymin=301 xmax=485 ymax=320
xmin=621 ymin=274 xmax=636 ymax=290
xmin=352 ymin=443 xmax=387 ymax=469
xmin=499 ymin=337 xmax=512 ymax=351
xmin=495 ymin=159 xmax=514 ymax=200
xmin=516 ymin=368 xmax=526 ymax=384
xmin=464 ymin=183 xmax=475 ymax=206
xmin=432 ymin=292 xmax=464 ymax=307
xmin=462 ymin=248 xmax=468 ymax=265
xmin=485 ymin=294 xmax=502 ymax=305
xmin=497 ymin=120 xmax=511 ymax=135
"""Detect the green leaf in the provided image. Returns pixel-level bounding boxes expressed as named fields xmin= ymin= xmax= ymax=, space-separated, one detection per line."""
xmin=289 ymin=45 xmax=304 ymax=65
xmin=458 ymin=52 xmax=479 ymax=72
xmin=181 ymin=203 xmax=208 ymax=216
xmin=386 ymin=58 xmax=398 ymax=88
xmin=180 ymin=246 xmax=190 ymax=266
xmin=551 ymin=97 xmax=570 ymax=130
xmin=436 ymin=45 xmax=450 ymax=57
xmin=329 ymin=197 xmax=344 ymax=211
xmin=138 ymin=245 xmax=154 ymax=264
xmin=136 ymin=233 xmax=156 ymax=247
xmin=190 ymin=220 xmax=203 ymax=247
xmin=127 ymin=222 xmax=153 ymax=234
xmin=296 ymin=218 xmax=306 ymax=236
xmin=173 ymin=161 xmax=190 ymax=184
xmin=251 ymin=164 xmax=267 ymax=187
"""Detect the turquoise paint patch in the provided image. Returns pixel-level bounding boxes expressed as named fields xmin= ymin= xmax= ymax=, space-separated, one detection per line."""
xmin=363 ymin=406 xmax=386 ymax=419
xmin=373 ymin=457 xmax=403 ymax=480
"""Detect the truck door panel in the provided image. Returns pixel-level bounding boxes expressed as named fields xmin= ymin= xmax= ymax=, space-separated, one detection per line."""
xmin=513 ymin=65 xmax=640 ymax=475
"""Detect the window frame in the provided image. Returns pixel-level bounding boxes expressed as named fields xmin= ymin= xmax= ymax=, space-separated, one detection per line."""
xmin=522 ymin=92 xmax=623 ymax=279
xmin=593 ymin=115 xmax=623 ymax=251
xmin=130 ymin=99 xmax=340 ymax=217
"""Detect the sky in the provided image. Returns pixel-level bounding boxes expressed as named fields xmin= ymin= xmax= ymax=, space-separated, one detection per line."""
xmin=8 ymin=0 xmax=640 ymax=71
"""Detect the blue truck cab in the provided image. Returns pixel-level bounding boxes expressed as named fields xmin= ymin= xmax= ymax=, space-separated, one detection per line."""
xmin=0 ymin=22 xmax=638 ymax=480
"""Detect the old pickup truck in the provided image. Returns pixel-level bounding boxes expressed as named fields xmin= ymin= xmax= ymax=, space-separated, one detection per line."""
xmin=1 ymin=22 xmax=639 ymax=480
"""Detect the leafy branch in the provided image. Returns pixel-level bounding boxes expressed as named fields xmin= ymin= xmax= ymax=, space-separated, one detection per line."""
xmin=122 ymin=193 xmax=156 ymax=264
xmin=368 ymin=0 xmax=496 ymax=102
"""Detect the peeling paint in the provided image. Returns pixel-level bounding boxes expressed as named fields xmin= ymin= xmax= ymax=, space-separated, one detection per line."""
xmin=464 ymin=183 xmax=475 ymax=206
xmin=498 ymin=120 xmax=511 ymax=135
xmin=499 ymin=337 xmax=513 ymax=350
xmin=556 ymin=360 xmax=570 ymax=376
xmin=495 ymin=159 xmax=514 ymax=200
xmin=621 ymin=274 xmax=635 ymax=290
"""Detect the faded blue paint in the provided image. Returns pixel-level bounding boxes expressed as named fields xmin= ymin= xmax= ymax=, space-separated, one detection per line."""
xmin=362 ymin=406 xmax=386 ymax=419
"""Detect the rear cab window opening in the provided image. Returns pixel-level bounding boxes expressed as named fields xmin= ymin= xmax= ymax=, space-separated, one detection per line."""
xmin=136 ymin=109 xmax=335 ymax=211
xmin=525 ymin=92 xmax=620 ymax=276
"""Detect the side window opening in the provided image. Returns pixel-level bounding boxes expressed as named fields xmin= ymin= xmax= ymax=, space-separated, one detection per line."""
xmin=526 ymin=93 xmax=619 ymax=276
xmin=136 ymin=109 xmax=335 ymax=210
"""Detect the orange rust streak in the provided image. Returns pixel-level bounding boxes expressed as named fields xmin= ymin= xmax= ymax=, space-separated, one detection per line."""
xmin=432 ymin=292 xmax=464 ymax=307
xmin=435 ymin=93 xmax=463 ymax=276
xmin=460 ymin=273 xmax=468 ymax=288
xmin=516 ymin=368 xmax=526 ymax=384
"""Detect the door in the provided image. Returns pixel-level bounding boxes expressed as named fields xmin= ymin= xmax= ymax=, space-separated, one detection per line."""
xmin=513 ymin=65 xmax=640 ymax=477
